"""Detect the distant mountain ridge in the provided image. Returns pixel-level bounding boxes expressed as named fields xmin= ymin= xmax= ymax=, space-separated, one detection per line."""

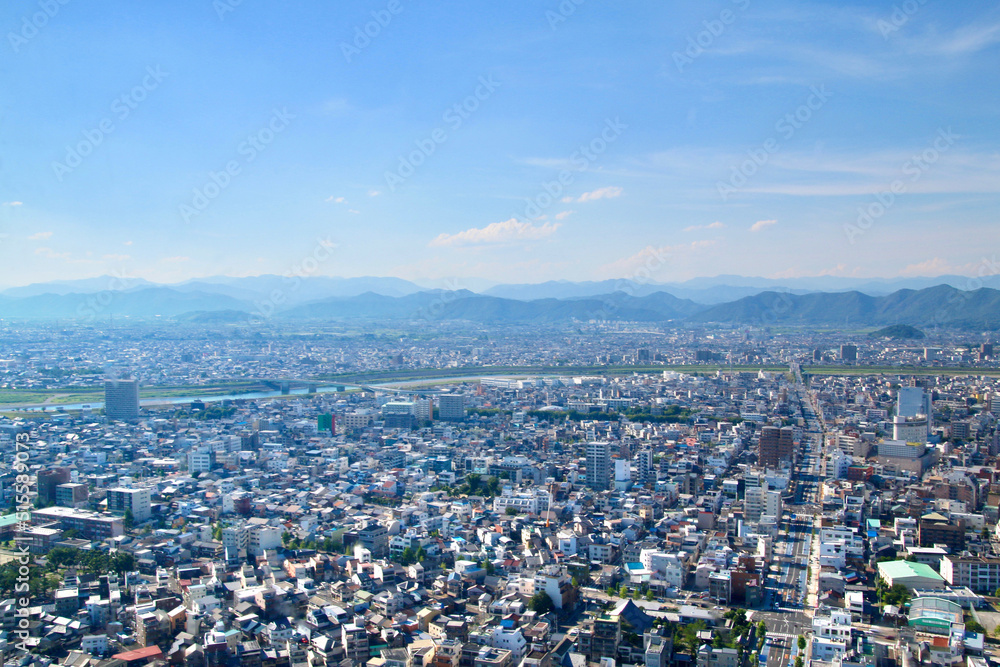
xmin=0 ymin=283 xmax=997 ymax=328
xmin=8 ymin=273 xmax=1000 ymax=305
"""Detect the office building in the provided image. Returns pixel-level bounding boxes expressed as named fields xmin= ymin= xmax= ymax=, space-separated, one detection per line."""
xmin=940 ymin=555 xmax=1000 ymax=593
xmin=586 ymin=441 xmax=611 ymax=491
xmin=104 ymin=379 xmax=140 ymax=421
xmin=30 ymin=506 xmax=123 ymax=541
xmin=317 ymin=413 xmax=335 ymax=434
xmin=918 ymin=512 xmax=965 ymax=552
xmin=106 ymin=486 xmax=152 ymax=523
xmin=840 ymin=344 xmax=858 ymax=362
xmin=38 ymin=467 xmax=72 ymax=504
xmin=758 ymin=426 xmax=794 ymax=469
xmin=55 ymin=482 xmax=89 ymax=509
xmin=897 ymin=387 xmax=931 ymax=419
xmin=438 ymin=394 xmax=466 ymax=421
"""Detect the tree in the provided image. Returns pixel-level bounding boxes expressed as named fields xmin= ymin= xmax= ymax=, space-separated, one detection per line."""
xmin=794 ymin=658 xmax=803 ymax=667
xmin=966 ymin=618 xmax=986 ymax=635
xmin=880 ymin=583 xmax=911 ymax=608
xmin=123 ymin=509 xmax=134 ymax=532
xmin=505 ymin=507 xmax=519 ymax=516
xmin=646 ymin=590 xmax=654 ymax=601
xmin=798 ymin=635 xmax=806 ymax=651
xmin=212 ymin=523 xmax=223 ymax=541
xmin=528 ymin=591 xmax=554 ymax=614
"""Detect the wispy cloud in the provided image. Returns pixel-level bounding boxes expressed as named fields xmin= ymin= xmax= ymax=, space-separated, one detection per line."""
xmin=683 ymin=221 xmax=725 ymax=232
xmin=750 ymin=219 xmax=777 ymax=232
xmin=900 ymin=257 xmax=952 ymax=276
xmin=555 ymin=210 xmax=574 ymax=220
xmin=897 ymin=21 xmax=1000 ymax=56
xmin=2 ymin=201 xmax=23 ymax=207
xmin=429 ymin=218 xmax=560 ymax=247
xmin=102 ymin=254 xmax=131 ymax=261
xmin=161 ymin=256 xmax=191 ymax=263
xmin=562 ymin=186 xmax=623 ymax=203
xmin=326 ymin=196 xmax=346 ymax=203
xmin=28 ymin=231 xmax=53 ymax=241
xmin=34 ymin=247 xmax=70 ymax=259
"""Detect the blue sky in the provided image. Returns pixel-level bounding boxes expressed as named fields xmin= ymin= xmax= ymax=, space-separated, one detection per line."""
xmin=2 ymin=0 xmax=999 ymax=288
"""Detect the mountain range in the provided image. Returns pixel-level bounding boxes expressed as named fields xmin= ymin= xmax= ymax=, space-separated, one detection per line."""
xmin=1 ymin=280 xmax=998 ymax=328
xmin=6 ymin=273 xmax=1000 ymax=306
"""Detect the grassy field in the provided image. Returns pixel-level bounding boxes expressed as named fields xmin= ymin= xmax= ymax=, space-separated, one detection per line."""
xmin=0 ymin=380 xmax=268 ymax=407
xmin=802 ymin=365 xmax=1000 ymax=377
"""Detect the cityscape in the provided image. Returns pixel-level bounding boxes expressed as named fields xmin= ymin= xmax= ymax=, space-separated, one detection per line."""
xmin=4 ymin=2 xmax=1000 ymax=667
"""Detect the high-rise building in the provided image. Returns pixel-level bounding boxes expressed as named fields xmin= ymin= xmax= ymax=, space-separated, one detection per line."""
xmin=438 ymin=394 xmax=466 ymax=421
xmin=586 ymin=441 xmax=611 ymax=491
xmin=38 ymin=467 xmax=72 ymax=504
xmin=758 ymin=426 xmax=794 ymax=469
xmin=104 ymin=379 xmax=140 ymax=421
xmin=840 ymin=344 xmax=858 ymax=362
xmin=106 ymin=486 xmax=152 ymax=522
xmin=317 ymin=413 xmax=335 ymax=434
xmin=897 ymin=387 xmax=931 ymax=418
xmin=635 ymin=448 xmax=654 ymax=486
xmin=55 ymin=483 xmax=89 ymax=508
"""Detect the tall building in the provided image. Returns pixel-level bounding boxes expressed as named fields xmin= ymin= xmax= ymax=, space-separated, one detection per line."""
xmin=758 ymin=426 xmax=794 ymax=469
xmin=55 ymin=483 xmax=89 ymax=508
xmin=897 ymin=387 xmax=931 ymax=418
xmin=106 ymin=486 xmax=152 ymax=522
xmin=840 ymin=344 xmax=858 ymax=362
xmin=744 ymin=484 xmax=782 ymax=523
xmin=438 ymin=394 xmax=466 ymax=421
xmin=317 ymin=413 xmax=335 ymax=434
xmin=635 ymin=448 xmax=654 ymax=486
xmin=896 ymin=387 xmax=931 ymax=439
xmin=105 ymin=379 xmax=140 ymax=421
xmin=38 ymin=467 xmax=72 ymax=504
xmin=586 ymin=441 xmax=611 ymax=491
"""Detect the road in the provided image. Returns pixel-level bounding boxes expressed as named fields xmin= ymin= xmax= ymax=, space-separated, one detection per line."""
xmin=755 ymin=363 xmax=828 ymax=667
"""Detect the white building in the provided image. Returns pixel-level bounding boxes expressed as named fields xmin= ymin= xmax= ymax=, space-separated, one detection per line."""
xmin=811 ymin=608 xmax=853 ymax=661
xmin=490 ymin=626 xmax=527 ymax=659
xmin=81 ymin=634 xmax=108 ymax=656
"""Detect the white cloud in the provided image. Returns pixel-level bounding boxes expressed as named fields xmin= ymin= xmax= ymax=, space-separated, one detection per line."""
xmin=900 ymin=258 xmax=952 ymax=277
xmin=124 ymin=240 xmax=133 ymax=246
xmin=28 ymin=231 xmax=53 ymax=241
xmin=34 ymin=247 xmax=69 ymax=259
xmin=348 ymin=209 xmax=360 ymax=214
xmin=429 ymin=218 xmax=560 ymax=247
xmin=326 ymin=196 xmax=346 ymax=203
xmin=103 ymin=254 xmax=131 ymax=261
xmin=3 ymin=201 xmax=23 ymax=207
xmin=368 ymin=190 xmax=381 ymax=197
xmin=555 ymin=210 xmax=574 ymax=220
xmin=575 ymin=186 xmax=623 ymax=203
xmin=750 ymin=219 xmax=777 ymax=232
xmin=161 ymin=256 xmax=191 ymax=263
xmin=683 ymin=221 xmax=725 ymax=232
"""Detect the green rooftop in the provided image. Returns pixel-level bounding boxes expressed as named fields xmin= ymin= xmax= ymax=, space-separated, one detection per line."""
xmin=878 ymin=560 xmax=944 ymax=582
